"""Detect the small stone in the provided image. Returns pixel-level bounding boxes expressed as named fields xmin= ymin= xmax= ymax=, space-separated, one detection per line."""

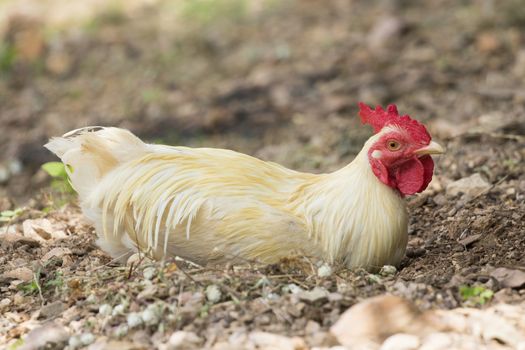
xmin=331 ymin=295 xmax=442 ymax=347
xmin=114 ymin=324 xmax=129 ymax=337
xmin=380 ymin=265 xmax=397 ymax=276
xmin=86 ymin=294 xmax=97 ymax=303
xmin=0 ymin=298 xmax=12 ymax=310
xmin=317 ymin=264 xmax=332 ymax=277
xmin=420 ymin=332 xmax=452 ymax=350
xmin=143 ymin=267 xmax=156 ymax=280
xmin=80 ymin=333 xmax=95 ymax=346
xmin=168 ymin=331 xmax=202 ymax=350
xmin=380 ymin=333 xmax=420 ymax=350
xmin=490 ymin=267 xmax=525 ymax=289
xmin=19 ymin=322 xmax=69 ymax=349
xmin=446 ymin=173 xmax=491 ymax=198
xmin=41 ymin=247 xmax=72 ymax=263
xmin=142 ymin=306 xmax=160 ymax=325
xmin=248 ymin=331 xmax=306 ymax=350
xmin=206 ymin=285 xmax=222 ymax=304
xmin=297 ymin=287 xmax=329 ymax=303
xmin=68 ymin=336 xmax=82 ymax=349
xmin=2 ymin=267 xmax=33 ymax=282
xmin=127 ymin=312 xmax=143 ymax=328
xmin=99 ymin=304 xmax=112 ymax=317
xmin=39 ymin=301 xmax=66 ymax=319
xmin=285 ymin=283 xmax=303 ymax=294
xmin=112 ymin=303 xmax=126 ymax=316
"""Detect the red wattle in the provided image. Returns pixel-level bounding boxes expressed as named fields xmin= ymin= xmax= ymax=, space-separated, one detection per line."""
xmin=394 ymin=156 xmax=434 ymax=195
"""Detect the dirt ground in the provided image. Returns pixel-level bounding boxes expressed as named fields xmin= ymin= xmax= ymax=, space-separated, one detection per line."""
xmin=1 ymin=0 xmax=525 ymax=349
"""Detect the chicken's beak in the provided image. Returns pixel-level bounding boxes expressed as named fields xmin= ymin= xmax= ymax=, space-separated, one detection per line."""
xmin=414 ymin=141 xmax=445 ymax=156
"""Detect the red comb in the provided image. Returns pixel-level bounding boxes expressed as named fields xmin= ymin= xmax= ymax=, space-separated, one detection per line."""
xmin=358 ymin=102 xmax=431 ymax=143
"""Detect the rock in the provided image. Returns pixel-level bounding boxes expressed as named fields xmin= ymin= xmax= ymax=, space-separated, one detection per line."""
xmin=167 ymin=331 xmax=203 ymax=350
xmin=297 ymin=287 xmax=329 ymax=303
xmin=490 ymin=267 xmax=525 ymax=289
xmin=2 ymin=267 xmax=33 ymax=282
xmin=0 ymin=233 xmax=40 ymax=248
xmin=205 ymin=285 xmax=222 ymax=303
xmin=143 ymin=267 xmax=156 ymax=280
xmin=446 ymin=173 xmax=491 ymax=198
xmin=88 ymin=340 xmax=145 ymax=350
xmin=137 ymin=284 xmax=158 ymax=300
xmin=18 ymin=322 xmax=69 ymax=350
xmin=141 ymin=303 xmax=162 ymax=326
xmin=380 ymin=265 xmax=397 ymax=277
xmin=39 ymin=301 xmax=66 ymax=319
xmin=419 ymin=332 xmax=452 ymax=350
xmin=380 ymin=334 xmax=420 ymax=350
xmin=330 ymin=295 xmax=443 ymax=347
xmin=22 ymin=218 xmax=68 ymax=242
xmin=127 ymin=312 xmax=143 ymax=328
xmin=41 ymin=247 xmax=72 ymax=262
xmin=80 ymin=333 xmax=96 ymax=346
xmin=99 ymin=304 xmax=112 ymax=317
xmin=0 ymin=298 xmax=12 ymax=311
xmin=248 ymin=331 xmax=306 ymax=350
xmin=317 ymin=263 xmax=332 ymax=277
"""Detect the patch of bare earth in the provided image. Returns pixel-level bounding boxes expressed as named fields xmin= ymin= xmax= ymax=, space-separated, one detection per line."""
xmin=1 ymin=0 xmax=525 ymax=349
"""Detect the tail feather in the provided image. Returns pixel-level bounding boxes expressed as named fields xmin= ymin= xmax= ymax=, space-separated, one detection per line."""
xmin=44 ymin=127 xmax=146 ymax=198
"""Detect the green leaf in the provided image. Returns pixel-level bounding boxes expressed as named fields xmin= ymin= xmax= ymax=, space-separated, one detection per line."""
xmin=42 ymin=162 xmax=67 ymax=178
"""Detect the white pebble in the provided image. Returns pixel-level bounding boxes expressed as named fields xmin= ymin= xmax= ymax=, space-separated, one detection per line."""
xmin=380 ymin=265 xmax=397 ymax=276
xmin=127 ymin=312 xmax=143 ymax=328
xmin=68 ymin=336 xmax=82 ymax=349
xmin=380 ymin=333 xmax=420 ymax=350
xmin=114 ymin=324 xmax=129 ymax=337
xmin=98 ymin=303 xmax=112 ymax=317
xmin=142 ymin=308 xmax=159 ymax=325
xmin=317 ymin=264 xmax=333 ymax=277
xmin=85 ymin=294 xmax=97 ymax=303
xmin=112 ymin=303 xmax=126 ymax=316
xmin=205 ymin=285 xmax=221 ymax=303
xmin=287 ymin=283 xmax=303 ymax=294
xmin=143 ymin=267 xmax=156 ymax=280
xmin=80 ymin=333 xmax=96 ymax=346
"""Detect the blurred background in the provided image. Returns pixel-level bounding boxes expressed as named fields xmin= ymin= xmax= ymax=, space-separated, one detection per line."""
xmin=1 ymin=0 xmax=524 ymax=203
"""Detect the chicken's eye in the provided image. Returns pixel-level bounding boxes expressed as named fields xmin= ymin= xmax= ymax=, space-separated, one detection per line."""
xmin=387 ymin=140 xmax=401 ymax=151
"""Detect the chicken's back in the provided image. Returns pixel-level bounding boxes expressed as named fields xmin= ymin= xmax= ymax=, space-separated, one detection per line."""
xmin=47 ymin=127 xmax=319 ymax=263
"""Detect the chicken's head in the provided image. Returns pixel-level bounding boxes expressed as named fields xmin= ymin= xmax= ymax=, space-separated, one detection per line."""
xmin=358 ymin=102 xmax=444 ymax=196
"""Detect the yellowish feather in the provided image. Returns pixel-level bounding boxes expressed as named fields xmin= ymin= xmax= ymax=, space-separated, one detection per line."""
xmin=45 ymin=127 xmax=408 ymax=270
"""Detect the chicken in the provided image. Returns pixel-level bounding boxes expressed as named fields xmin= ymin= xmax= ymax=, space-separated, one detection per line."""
xmin=45 ymin=103 xmax=443 ymax=270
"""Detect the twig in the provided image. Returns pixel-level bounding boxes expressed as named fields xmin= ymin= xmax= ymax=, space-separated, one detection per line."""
xmin=33 ymin=272 xmax=45 ymax=306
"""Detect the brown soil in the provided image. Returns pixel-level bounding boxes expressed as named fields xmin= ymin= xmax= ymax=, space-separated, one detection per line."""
xmin=1 ymin=0 xmax=524 ymax=348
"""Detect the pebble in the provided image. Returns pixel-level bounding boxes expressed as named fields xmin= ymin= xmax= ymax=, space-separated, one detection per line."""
xmin=126 ymin=312 xmax=143 ymax=328
xmin=142 ymin=306 xmax=160 ymax=325
xmin=68 ymin=335 xmax=82 ymax=349
xmin=112 ymin=303 xmax=126 ymax=316
xmin=380 ymin=265 xmax=397 ymax=276
xmin=143 ymin=267 xmax=156 ymax=280
xmin=317 ymin=263 xmax=332 ymax=277
xmin=248 ymin=331 xmax=306 ymax=350
xmin=206 ymin=285 xmax=222 ymax=303
xmin=380 ymin=334 xmax=420 ymax=350
xmin=98 ymin=303 xmax=112 ymax=317
xmin=167 ymin=331 xmax=202 ymax=350
xmin=446 ymin=173 xmax=490 ymax=198
xmin=80 ymin=333 xmax=96 ymax=346
xmin=114 ymin=324 xmax=129 ymax=337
